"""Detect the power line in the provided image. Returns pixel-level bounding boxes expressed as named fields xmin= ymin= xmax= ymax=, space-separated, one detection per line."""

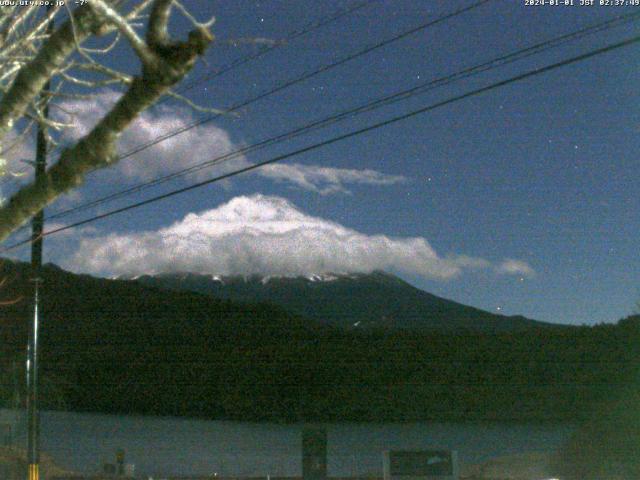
xmin=2 ymin=33 xmax=637 ymax=253
xmin=43 ymin=9 xmax=640 ymax=223
xmin=175 ymin=0 xmax=378 ymax=95
xmin=0 ymin=0 xmax=377 ymax=190
xmin=2 ymin=0 xmax=494 ymax=238
xmin=1 ymin=0 xmax=489 ymax=198
xmin=112 ymin=0 xmax=492 ymax=160
xmin=47 ymin=0 xmax=493 ymax=180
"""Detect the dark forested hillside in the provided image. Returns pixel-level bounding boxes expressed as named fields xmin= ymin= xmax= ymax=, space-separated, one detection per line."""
xmin=1 ymin=259 xmax=638 ymax=423
xmin=132 ymin=271 xmax=552 ymax=333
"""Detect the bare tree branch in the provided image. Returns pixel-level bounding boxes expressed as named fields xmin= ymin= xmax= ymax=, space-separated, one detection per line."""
xmin=0 ymin=4 xmax=110 ymax=137
xmin=89 ymin=0 xmax=156 ymax=66
xmin=148 ymin=0 xmax=173 ymax=47
xmin=0 ymin=0 xmax=213 ymax=242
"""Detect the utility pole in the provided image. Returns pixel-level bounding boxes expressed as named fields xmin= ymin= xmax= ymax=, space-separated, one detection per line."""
xmin=26 ymin=6 xmax=53 ymax=480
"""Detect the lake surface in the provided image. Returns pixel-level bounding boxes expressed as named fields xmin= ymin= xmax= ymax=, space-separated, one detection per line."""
xmin=2 ymin=409 xmax=575 ymax=477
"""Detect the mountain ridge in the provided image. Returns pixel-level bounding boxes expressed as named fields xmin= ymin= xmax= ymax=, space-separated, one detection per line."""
xmin=130 ymin=269 xmax=553 ymax=333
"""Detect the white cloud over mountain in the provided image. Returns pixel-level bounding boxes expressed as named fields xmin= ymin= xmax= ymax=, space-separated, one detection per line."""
xmin=53 ymin=90 xmax=404 ymax=194
xmin=496 ymin=258 xmax=535 ymax=277
xmin=56 ymin=91 xmax=247 ymax=182
xmin=68 ymin=194 xmax=534 ymax=280
xmin=260 ymin=163 xmax=406 ymax=195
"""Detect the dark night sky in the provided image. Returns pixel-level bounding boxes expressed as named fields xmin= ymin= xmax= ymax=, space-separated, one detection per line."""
xmin=4 ymin=0 xmax=639 ymax=325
